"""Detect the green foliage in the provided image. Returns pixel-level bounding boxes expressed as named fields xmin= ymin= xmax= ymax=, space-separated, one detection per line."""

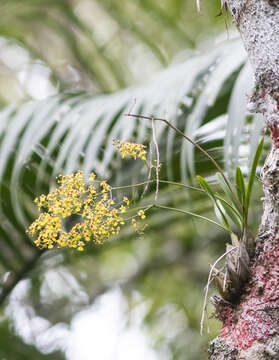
xmin=235 ymin=166 xmax=246 ymax=203
xmin=0 ymin=37 xmax=264 ymax=332
xmin=244 ymin=137 xmax=264 ymax=223
xmin=197 ymin=175 xmax=231 ymax=231
xmin=0 ymin=2 xmax=267 ymax=358
xmin=216 ymin=173 xmax=241 ymax=215
xmin=196 ymin=138 xmax=264 ymax=235
xmin=0 ymin=0 xmax=225 ymax=104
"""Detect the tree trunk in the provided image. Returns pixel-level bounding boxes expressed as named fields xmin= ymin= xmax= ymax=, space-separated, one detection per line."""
xmin=208 ymin=1 xmax=279 ymax=359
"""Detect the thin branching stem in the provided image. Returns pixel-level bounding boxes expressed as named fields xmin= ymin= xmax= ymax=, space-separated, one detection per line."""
xmin=112 ymin=180 xmax=153 ymax=191
xmin=153 ymin=204 xmax=228 ymax=232
xmin=124 ymin=113 xmax=242 ymax=210
xmin=151 ymin=118 xmax=160 ymax=200
xmin=158 ymin=179 xmax=203 ymax=192
xmin=124 ymin=204 xmax=155 ymax=216
xmin=124 ymin=202 xmax=228 ymax=231
xmin=142 ymin=140 xmax=153 ymax=198
xmin=112 ymin=179 xmax=203 ymax=192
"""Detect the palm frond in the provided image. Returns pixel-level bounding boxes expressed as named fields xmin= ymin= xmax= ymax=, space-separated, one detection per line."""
xmin=0 ymin=0 xmax=225 ymax=103
xmin=0 ymin=37 xmax=264 ymax=305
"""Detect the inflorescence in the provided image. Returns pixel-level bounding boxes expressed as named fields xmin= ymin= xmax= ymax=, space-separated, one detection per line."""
xmin=114 ymin=140 xmax=147 ymax=161
xmin=26 ymin=171 xmax=137 ymax=251
xmin=27 ymin=140 xmax=149 ymax=251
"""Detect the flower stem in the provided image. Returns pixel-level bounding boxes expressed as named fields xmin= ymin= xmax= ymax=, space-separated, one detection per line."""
xmin=125 ymin=113 xmax=242 ymax=209
xmin=152 ymin=204 xmax=229 ymax=232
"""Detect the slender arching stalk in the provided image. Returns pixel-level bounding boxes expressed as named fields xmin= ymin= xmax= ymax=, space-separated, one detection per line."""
xmin=125 ymin=113 xmax=242 ymax=210
xmin=152 ymin=204 xmax=229 ymax=232
xmin=112 ymin=179 xmax=204 ymax=192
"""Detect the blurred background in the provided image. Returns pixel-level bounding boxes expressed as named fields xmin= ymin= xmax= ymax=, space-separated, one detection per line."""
xmin=0 ymin=1 xmax=266 ymax=359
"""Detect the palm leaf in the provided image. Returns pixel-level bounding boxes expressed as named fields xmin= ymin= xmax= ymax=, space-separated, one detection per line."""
xmin=0 ymin=37 xmax=266 ymax=306
xmin=0 ymin=0 xmax=224 ymax=104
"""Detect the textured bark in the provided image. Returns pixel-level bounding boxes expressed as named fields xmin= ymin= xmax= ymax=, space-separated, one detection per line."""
xmin=208 ymin=1 xmax=279 ymax=359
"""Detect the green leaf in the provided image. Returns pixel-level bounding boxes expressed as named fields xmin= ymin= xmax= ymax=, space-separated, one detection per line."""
xmin=216 ymin=172 xmax=241 ymax=213
xmin=215 ymin=193 xmax=242 ymax=218
xmin=197 ymin=176 xmax=231 ymax=231
xmin=153 ymin=203 xmax=230 ymax=232
xmin=244 ymin=137 xmax=264 ymax=222
xmin=196 ymin=175 xmax=215 ymax=198
xmin=212 ymin=201 xmax=230 ymax=231
xmin=217 ymin=197 xmax=242 ymax=230
xmin=235 ymin=166 xmax=246 ymax=204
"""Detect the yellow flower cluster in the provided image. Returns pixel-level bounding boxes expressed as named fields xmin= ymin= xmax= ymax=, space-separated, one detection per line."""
xmin=27 ymin=171 xmax=129 ymax=251
xmin=114 ymin=140 xmax=147 ymax=161
xmin=131 ymin=210 xmax=147 ymax=235
xmin=137 ymin=210 xmax=146 ymax=219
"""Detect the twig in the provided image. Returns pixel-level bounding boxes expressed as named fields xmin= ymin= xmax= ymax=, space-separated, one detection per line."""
xmin=111 ymin=179 xmax=204 ymax=192
xmin=158 ymin=179 xmax=203 ymax=192
xmin=151 ymin=118 xmax=160 ymax=200
xmin=200 ymin=246 xmax=237 ymax=335
xmin=142 ymin=140 xmax=153 ymax=198
xmin=124 ymin=113 xmax=241 ymax=209
xmin=128 ymin=98 xmax=137 ymax=118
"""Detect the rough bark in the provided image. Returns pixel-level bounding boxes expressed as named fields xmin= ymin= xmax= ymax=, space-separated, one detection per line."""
xmin=208 ymin=1 xmax=279 ymax=359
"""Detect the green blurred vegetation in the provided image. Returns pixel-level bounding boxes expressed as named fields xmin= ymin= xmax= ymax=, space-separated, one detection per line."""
xmin=0 ymin=0 xmax=225 ymax=103
xmin=0 ymin=1 xmax=265 ymax=360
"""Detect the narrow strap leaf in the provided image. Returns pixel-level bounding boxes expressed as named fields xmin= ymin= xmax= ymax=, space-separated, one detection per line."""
xmin=197 ymin=175 xmax=215 ymax=198
xmin=217 ymin=197 xmax=242 ymax=230
xmin=244 ymin=137 xmax=264 ymax=223
xmin=197 ymin=176 xmax=231 ymax=231
xmin=235 ymin=166 xmax=246 ymax=204
xmin=153 ymin=204 xmax=229 ymax=232
xmin=216 ymin=172 xmax=242 ymax=214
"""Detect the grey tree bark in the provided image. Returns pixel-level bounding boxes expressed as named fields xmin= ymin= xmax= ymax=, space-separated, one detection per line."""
xmin=208 ymin=1 xmax=279 ymax=359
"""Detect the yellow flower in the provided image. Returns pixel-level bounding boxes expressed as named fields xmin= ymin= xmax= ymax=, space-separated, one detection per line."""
xmin=123 ymin=197 xmax=130 ymax=206
xmin=137 ymin=210 xmax=146 ymax=219
xmin=89 ymin=172 xmax=96 ymax=182
xmin=27 ymin=172 xmax=130 ymax=251
xmin=120 ymin=205 xmax=126 ymax=213
xmin=114 ymin=140 xmax=147 ymax=161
